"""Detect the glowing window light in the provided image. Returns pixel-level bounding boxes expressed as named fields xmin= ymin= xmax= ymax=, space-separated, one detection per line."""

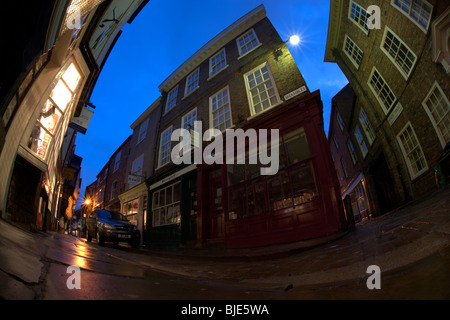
xmin=50 ymin=80 xmax=72 ymax=112
xmin=62 ymin=63 xmax=81 ymax=92
xmin=39 ymin=100 xmax=62 ymax=134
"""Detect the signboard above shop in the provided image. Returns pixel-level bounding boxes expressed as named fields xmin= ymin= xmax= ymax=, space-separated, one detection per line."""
xmin=69 ymin=106 xmax=94 ymax=134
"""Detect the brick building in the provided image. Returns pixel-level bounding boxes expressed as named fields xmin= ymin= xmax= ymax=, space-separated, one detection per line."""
xmin=328 ymin=84 xmax=371 ymax=223
xmin=147 ymin=4 xmax=347 ymax=248
xmin=103 ymin=136 xmax=132 ymax=212
xmin=118 ymin=98 xmax=162 ymax=245
xmin=325 ymin=0 xmax=449 ymax=217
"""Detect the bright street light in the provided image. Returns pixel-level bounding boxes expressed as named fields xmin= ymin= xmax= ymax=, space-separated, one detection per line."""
xmin=289 ymin=35 xmax=300 ymax=46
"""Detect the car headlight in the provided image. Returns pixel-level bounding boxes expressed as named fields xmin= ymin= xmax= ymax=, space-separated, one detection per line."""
xmin=100 ymin=223 xmax=115 ymax=229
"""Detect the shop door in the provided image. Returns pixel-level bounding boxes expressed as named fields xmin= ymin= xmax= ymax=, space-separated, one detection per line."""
xmin=370 ymin=153 xmax=397 ymax=216
xmin=208 ymin=168 xmax=224 ymax=239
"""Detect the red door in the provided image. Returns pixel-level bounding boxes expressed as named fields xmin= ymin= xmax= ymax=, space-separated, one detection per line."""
xmin=208 ymin=168 xmax=224 ymax=239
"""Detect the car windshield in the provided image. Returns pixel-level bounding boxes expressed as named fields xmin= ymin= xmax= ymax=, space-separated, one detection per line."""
xmin=96 ymin=210 xmax=127 ymax=221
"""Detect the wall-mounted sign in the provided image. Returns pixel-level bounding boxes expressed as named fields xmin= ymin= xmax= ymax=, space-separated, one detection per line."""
xmin=70 ymin=106 xmax=94 ymax=134
xmin=388 ymin=102 xmax=403 ymax=126
xmin=284 ymin=85 xmax=307 ymax=101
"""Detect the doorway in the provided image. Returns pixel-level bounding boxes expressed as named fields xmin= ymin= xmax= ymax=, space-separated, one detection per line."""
xmin=206 ymin=168 xmax=224 ymax=240
xmin=370 ymin=153 xmax=398 ymax=216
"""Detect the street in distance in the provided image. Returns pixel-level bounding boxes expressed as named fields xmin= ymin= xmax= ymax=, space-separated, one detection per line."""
xmin=181 ymin=304 xmax=269 ymax=317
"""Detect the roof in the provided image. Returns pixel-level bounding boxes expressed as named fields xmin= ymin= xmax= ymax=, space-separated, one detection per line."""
xmin=158 ymin=4 xmax=266 ymax=93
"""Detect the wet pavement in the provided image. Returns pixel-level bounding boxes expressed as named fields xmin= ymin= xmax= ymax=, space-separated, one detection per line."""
xmin=0 ymin=185 xmax=449 ymax=300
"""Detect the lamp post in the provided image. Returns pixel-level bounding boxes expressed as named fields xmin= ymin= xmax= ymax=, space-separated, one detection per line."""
xmin=274 ymin=34 xmax=300 ymax=60
xmin=288 ymin=35 xmax=300 ymax=45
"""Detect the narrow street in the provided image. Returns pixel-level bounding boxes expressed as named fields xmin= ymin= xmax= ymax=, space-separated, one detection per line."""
xmin=1 ymin=185 xmax=450 ymax=304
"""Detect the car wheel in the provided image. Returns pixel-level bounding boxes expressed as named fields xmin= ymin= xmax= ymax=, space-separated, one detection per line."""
xmin=97 ymin=229 xmax=104 ymax=246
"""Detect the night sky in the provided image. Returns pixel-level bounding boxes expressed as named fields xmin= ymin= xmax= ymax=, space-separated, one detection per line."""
xmin=75 ymin=0 xmax=348 ymax=208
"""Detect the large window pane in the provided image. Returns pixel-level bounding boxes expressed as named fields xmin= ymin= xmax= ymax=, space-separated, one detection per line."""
xmin=228 ymin=183 xmax=245 ymax=220
xmin=267 ymin=170 xmax=292 ymax=211
xmin=50 ymin=80 xmax=72 ymax=112
xmin=289 ymin=161 xmax=318 ymax=205
xmin=247 ymin=179 xmax=266 ymax=217
xmin=27 ymin=124 xmax=52 ymax=159
xmin=62 ymin=63 xmax=81 ymax=91
xmin=39 ymin=100 xmax=61 ymax=134
xmin=227 ymin=164 xmax=245 ymax=185
xmin=283 ymin=128 xmax=310 ymax=164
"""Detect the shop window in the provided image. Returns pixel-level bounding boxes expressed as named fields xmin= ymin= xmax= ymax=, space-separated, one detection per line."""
xmin=123 ymin=198 xmax=139 ymax=225
xmin=152 ymin=182 xmax=181 ymax=226
xmin=27 ymin=62 xmax=81 ymax=160
xmin=226 ymin=127 xmax=318 ymax=220
xmin=284 ymin=128 xmax=311 ymax=163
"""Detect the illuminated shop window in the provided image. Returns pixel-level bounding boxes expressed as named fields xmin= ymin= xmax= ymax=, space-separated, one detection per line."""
xmin=123 ymin=198 xmax=139 ymax=225
xmin=27 ymin=62 xmax=81 ymax=160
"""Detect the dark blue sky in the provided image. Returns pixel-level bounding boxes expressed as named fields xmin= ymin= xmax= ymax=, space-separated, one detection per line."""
xmin=75 ymin=0 xmax=348 ymax=207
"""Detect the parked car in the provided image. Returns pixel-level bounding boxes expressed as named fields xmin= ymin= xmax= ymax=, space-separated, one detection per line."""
xmin=68 ymin=219 xmax=77 ymax=236
xmin=86 ymin=209 xmax=140 ymax=247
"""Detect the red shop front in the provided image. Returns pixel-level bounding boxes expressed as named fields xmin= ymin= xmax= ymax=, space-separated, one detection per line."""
xmin=197 ymin=90 xmax=348 ymax=249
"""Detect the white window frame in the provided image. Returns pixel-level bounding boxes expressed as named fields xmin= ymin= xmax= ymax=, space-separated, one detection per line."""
xmin=152 ymin=181 xmax=181 ymax=227
xmin=164 ymin=86 xmax=178 ymax=114
xmin=347 ymin=139 xmax=358 ymax=165
xmin=391 ymin=0 xmax=433 ymax=33
xmin=158 ymin=126 xmax=173 ymax=168
xmin=181 ymin=108 xmax=198 ymax=153
xmin=333 ymin=135 xmax=340 ymax=150
xmin=380 ymin=26 xmax=417 ymax=80
xmin=359 ymin=108 xmax=376 ymax=146
xmin=113 ymin=151 xmax=121 ymax=172
xmin=422 ymin=82 xmax=450 ymax=148
xmin=337 ymin=110 xmax=345 ymax=131
xmin=26 ymin=60 xmax=83 ymax=162
xmin=131 ymin=154 xmax=144 ymax=177
xmin=343 ymin=34 xmax=363 ymax=69
xmin=341 ymin=157 xmax=349 ymax=178
xmin=354 ymin=126 xmax=368 ymax=158
xmin=367 ymin=67 xmax=397 ymax=115
xmin=209 ymin=85 xmax=233 ymax=133
xmin=236 ymin=28 xmax=261 ymax=58
xmin=209 ymin=48 xmax=227 ymax=79
xmin=348 ymin=0 xmax=370 ymax=35
xmin=110 ymin=181 xmax=117 ymax=201
xmin=184 ymin=67 xmax=200 ymax=97
xmin=137 ymin=118 xmax=149 ymax=144
xmin=243 ymin=62 xmax=282 ymax=117
xmin=396 ymin=122 xmax=428 ymax=180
